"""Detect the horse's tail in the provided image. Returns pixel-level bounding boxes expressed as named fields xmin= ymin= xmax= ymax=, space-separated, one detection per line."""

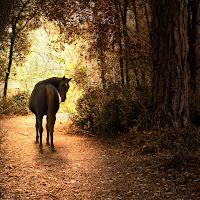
xmin=46 ymin=86 xmax=58 ymax=130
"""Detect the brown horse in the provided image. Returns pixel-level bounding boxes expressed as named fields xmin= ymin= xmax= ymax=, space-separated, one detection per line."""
xmin=29 ymin=76 xmax=71 ymax=150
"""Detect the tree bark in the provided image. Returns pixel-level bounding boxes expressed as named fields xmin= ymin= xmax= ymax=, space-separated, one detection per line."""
xmin=188 ymin=0 xmax=199 ymax=94
xmin=144 ymin=2 xmax=152 ymax=46
xmin=152 ymin=0 xmax=189 ymax=127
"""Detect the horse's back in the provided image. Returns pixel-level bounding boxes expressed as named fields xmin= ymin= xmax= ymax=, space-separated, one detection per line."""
xmin=29 ymin=83 xmax=59 ymax=116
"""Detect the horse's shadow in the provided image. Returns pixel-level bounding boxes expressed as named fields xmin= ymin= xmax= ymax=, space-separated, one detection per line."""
xmin=33 ymin=143 xmax=70 ymax=169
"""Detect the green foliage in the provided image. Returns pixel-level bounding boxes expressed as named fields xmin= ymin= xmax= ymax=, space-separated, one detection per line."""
xmin=73 ymin=83 xmax=150 ymax=137
xmin=15 ymin=24 xmax=69 ymax=90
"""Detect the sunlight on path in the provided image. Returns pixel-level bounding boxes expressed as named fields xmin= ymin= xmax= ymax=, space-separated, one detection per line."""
xmin=0 ymin=115 xmax=134 ymax=199
xmin=0 ymin=115 xmax=186 ymax=200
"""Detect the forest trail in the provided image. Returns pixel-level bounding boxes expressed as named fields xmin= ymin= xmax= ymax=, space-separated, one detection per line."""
xmin=0 ymin=115 xmax=199 ymax=200
xmin=0 ymin=115 xmax=139 ymax=200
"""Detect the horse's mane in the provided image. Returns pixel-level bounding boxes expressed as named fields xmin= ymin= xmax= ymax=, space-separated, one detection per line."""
xmin=37 ymin=77 xmax=62 ymax=88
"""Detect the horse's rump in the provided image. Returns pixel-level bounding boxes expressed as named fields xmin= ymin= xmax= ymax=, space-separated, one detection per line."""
xmin=29 ymin=83 xmax=59 ymax=116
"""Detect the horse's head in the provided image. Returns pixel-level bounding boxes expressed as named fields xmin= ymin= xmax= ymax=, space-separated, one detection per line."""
xmin=58 ymin=76 xmax=71 ymax=102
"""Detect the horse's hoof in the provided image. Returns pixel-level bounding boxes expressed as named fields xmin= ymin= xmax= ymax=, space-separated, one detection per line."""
xmin=39 ymin=144 xmax=43 ymax=149
xmin=35 ymin=141 xmax=39 ymax=144
xmin=39 ymin=148 xmax=43 ymax=154
xmin=51 ymin=145 xmax=55 ymax=152
xmin=46 ymin=142 xmax=50 ymax=146
xmin=51 ymin=148 xmax=56 ymax=153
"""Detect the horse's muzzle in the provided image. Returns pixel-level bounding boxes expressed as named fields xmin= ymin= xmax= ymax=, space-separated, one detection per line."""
xmin=61 ymin=97 xmax=66 ymax=102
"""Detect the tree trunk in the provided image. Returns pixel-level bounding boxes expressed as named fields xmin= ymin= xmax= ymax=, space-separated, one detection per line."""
xmin=119 ymin=37 xmax=125 ymax=86
xmin=114 ymin=0 xmax=125 ymax=86
xmin=122 ymin=0 xmax=130 ymax=88
xmin=93 ymin=4 xmax=106 ymax=89
xmin=3 ymin=31 xmax=16 ymax=99
xmin=3 ymin=0 xmax=32 ymax=99
xmin=152 ymin=0 xmax=189 ymax=127
xmin=132 ymin=0 xmax=139 ymax=33
xmin=99 ymin=37 xmax=106 ymax=90
xmin=188 ymin=0 xmax=199 ymax=94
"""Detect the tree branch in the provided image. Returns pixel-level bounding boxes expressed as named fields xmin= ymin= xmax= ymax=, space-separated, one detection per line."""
xmin=16 ymin=15 xmax=34 ymax=34
xmin=14 ymin=0 xmax=30 ymax=25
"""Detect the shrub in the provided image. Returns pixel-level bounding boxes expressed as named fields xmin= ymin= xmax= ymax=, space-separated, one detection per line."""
xmin=73 ymin=83 xmax=151 ymax=137
xmin=0 ymin=91 xmax=30 ymax=116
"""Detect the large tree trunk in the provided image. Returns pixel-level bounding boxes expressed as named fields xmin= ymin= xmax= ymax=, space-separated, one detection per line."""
xmin=188 ymin=0 xmax=199 ymax=94
xmin=151 ymin=0 xmax=189 ymax=127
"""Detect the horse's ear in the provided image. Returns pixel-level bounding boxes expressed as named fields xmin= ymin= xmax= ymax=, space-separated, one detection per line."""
xmin=62 ymin=76 xmax=65 ymax=80
xmin=68 ymin=78 xmax=72 ymax=82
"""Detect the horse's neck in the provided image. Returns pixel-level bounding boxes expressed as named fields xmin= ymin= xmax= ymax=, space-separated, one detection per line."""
xmin=38 ymin=77 xmax=61 ymax=89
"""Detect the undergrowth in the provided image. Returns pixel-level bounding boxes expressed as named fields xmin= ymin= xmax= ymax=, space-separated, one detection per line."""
xmin=0 ymin=91 xmax=29 ymax=116
xmin=72 ymin=83 xmax=200 ymax=167
xmin=73 ymin=83 xmax=150 ymax=137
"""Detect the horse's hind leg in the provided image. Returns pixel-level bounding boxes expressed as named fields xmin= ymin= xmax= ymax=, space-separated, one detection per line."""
xmin=47 ymin=115 xmax=56 ymax=150
xmin=36 ymin=115 xmax=43 ymax=149
xmin=46 ymin=116 xmax=50 ymax=146
xmin=50 ymin=116 xmax=56 ymax=150
xmin=35 ymin=119 xmax=39 ymax=144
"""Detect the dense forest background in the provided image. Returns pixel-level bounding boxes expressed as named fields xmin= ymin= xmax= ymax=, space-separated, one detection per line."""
xmin=0 ymin=0 xmax=200 ymax=141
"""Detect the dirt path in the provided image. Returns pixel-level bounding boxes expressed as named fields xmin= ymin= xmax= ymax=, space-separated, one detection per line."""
xmin=0 ymin=115 xmax=199 ymax=199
